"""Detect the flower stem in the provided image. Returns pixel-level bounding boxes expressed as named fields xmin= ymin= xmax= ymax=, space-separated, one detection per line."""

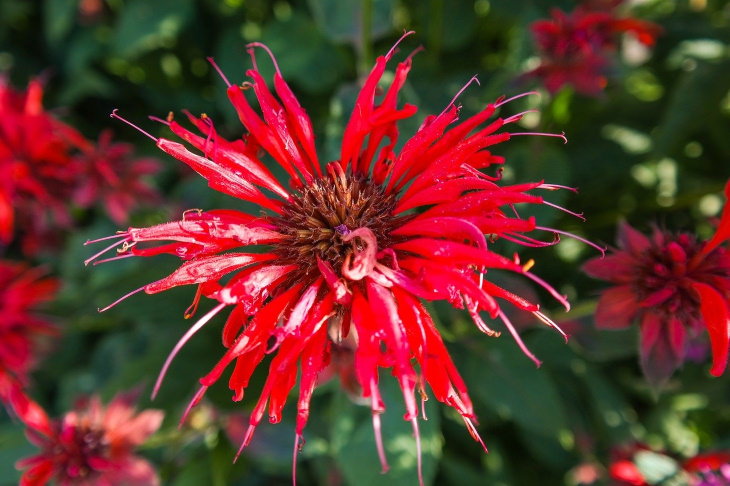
xmin=359 ymin=0 xmax=374 ymax=77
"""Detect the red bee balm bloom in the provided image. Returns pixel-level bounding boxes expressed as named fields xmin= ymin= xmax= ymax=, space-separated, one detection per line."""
xmin=0 ymin=78 xmax=160 ymax=253
xmin=72 ymin=130 xmax=161 ymax=225
xmin=0 ymin=260 xmax=58 ymax=408
xmin=583 ymin=181 xmax=730 ymax=386
xmin=87 ymin=34 xmax=589 ymax=483
xmin=16 ymin=391 xmax=164 ymax=486
xmin=0 ymin=78 xmax=88 ymax=254
xmin=526 ymin=3 xmax=660 ymax=95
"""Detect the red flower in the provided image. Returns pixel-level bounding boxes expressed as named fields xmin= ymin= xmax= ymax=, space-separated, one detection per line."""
xmin=15 ymin=390 xmax=164 ymax=486
xmin=0 ymin=78 xmax=160 ymax=253
xmin=0 ymin=77 xmax=89 ymax=255
xmin=685 ymin=451 xmax=730 ymax=473
xmin=609 ymin=460 xmax=648 ymax=486
xmin=685 ymin=451 xmax=730 ymax=486
xmin=583 ymin=181 xmax=730 ymax=387
xmin=87 ymin=34 xmax=588 ymax=483
xmin=0 ymin=260 xmax=58 ymax=408
xmin=525 ymin=3 xmax=660 ymax=95
xmin=72 ymin=130 xmax=161 ymax=225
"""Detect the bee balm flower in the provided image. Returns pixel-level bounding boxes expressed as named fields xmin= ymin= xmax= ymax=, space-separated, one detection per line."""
xmin=87 ymin=33 xmax=589 ymax=484
xmin=526 ymin=2 xmax=660 ymax=95
xmin=0 ymin=78 xmax=87 ymax=254
xmin=583 ymin=181 xmax=730 ymax=387
xmin=0 ymin=260 xmax=58 ymax=410
xmin=0 ymin=78 xmax=161 ymax=254
xmin=16 ymin=391 xmax=164 ymax=486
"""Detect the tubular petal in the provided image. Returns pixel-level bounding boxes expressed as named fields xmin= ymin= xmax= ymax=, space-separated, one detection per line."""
xmin=692 ymin=282 xmax=730 ymax=376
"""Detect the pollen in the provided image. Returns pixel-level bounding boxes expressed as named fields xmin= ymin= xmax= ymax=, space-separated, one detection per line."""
xmin=271 ymin=162 xmax=405 ymax=283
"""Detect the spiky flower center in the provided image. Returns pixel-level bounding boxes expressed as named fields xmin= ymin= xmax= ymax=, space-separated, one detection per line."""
xmin=635 ymin=234 xmax=724 ymax=315
xmin=272 ymin=169 xmax=404 ymax=282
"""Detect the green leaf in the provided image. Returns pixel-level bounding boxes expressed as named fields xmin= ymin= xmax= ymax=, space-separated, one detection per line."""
xmin=581 ymin=367 xmax=636 ymax=442
xmin=307 ymin=0 xmax=394 ymax=44
xmin=112 ymin=0 xmax=194 ymax=58
xmin=43 ymin=0 xmax=77 ymax=44
xmin=0 ymin=423 xmax=34 ymax=486
xmin=464 ymin=335 xmax=569 ymax=440
xmin=653 ymin=60 xmax=730 ymax=157
xmin=330 ymin=378 xmax=442 ymax=486
xmin=259 ymin=14 xmax=347 ymax=94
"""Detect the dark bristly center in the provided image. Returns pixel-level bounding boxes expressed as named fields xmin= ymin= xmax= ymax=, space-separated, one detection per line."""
xmin=53 ymin=425 xmax=108 ymax=479
xmin=272 ymin=170 xmax=404 ymax=283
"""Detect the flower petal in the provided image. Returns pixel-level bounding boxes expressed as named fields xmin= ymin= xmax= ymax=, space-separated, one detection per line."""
xmin=639 ymin=312 xmax=683 ymax=388
xmin=594 ymin=285 xmax=639 ymax=329
xmin=691 ymin=281 xmax=730 ymax=376
xmin=617 ymin=221 xmax=651 ymax=254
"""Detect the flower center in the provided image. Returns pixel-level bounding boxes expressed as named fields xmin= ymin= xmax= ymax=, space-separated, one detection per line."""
xmin=272 ymin=164 xmax=404 ymax=282
xmin=636 ymin=235 xmax=710 ymax=314
xmin=52 ymin=425 xmax=109 ymax=480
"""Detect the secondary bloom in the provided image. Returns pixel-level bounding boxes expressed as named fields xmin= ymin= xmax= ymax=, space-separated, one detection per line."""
xmin=72 ymin=129 xmax=161 ymax=225
xmin=0 ymin=260 xmax=58 ymax=409
xmin=607 ymin=445 xmax=730 ymax=486
xmin=0 ymin=77 xmax=87 ymax=254
xmin=685 ymin=451 xmax=730 ymax=486
xmin=87 ymin=33 xmax=588 ymax=483
xmin=0 ymin=78 xmax=161 ymax=254
xmin=583 ymin=181 xmax=730 ymax=387
xmin=16 ymin=391 xmax=164 ymax=486
xmin=525 ymin=2 xmax=660 ymax=95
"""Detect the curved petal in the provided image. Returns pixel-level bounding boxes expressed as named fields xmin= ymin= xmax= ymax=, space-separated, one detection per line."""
xmin=582 ymin=253 xmax=636 ymax=283
xmin=594 ymin=285 xmax=639 ymax=329
xmin=691 ymin=281 xmax=730 ymax=376
xmin=639 ymin=312 xmax=684 ymax=388
xmin=617 ymin=221 xmax=651 ymax=254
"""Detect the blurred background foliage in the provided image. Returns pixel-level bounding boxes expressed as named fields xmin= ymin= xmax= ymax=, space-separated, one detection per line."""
xmin=1 ymin=0 xmax=729 ymax=484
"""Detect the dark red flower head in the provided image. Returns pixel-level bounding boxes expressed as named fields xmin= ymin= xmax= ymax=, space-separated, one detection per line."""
xmin=87 ymin=33 xmax=590 ymax=483
xmin=685 ymin=451 xmax=730 ymax=486
xmin=525 ymin=3 xmax=661 ymax=95
xmin=15 ymin=390 xmax=164 ymax=486
xmin=0 ymin=78 xmax=162 ymax=254
xmin=0 ymin=260 xmax=58 ymax=409
xmin=72 ymin=129 xmax=161 ymax=225
xmin=583 ymin=181 xmax=730 ymax=387
xmin=0 ymin=78 xmax=89 ymax=254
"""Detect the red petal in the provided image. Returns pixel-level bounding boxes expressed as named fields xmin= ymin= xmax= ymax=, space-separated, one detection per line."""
xmin=393 ymin=216 xmax=487 ymax=249
xmin=366 ymin=280 xmax=418 ymax=420
xmin=145 ymin=253 xmax=276 ymax=293
xmin=582 ymin=252 xmax=636 ymax=283
xmin=639 ymin=312 xmax=683 ymax=388
xmin=167 ymin=118 xmax=288 ymax=199
xmin=295 ymin=322 xmax=329 ymax=435
xmin=157 ymin=139 xmax=283 ymax=212
xmin=201 ymin=284 xmax=303 ymax=388
xmin=691 ymin=281 xmax=730 ymax=376
xmin=617 ymin=221 xmax=651 ymax=254
xmin=394 ymin=238 xmax=521 ymax=272
xmin=226 ymin=85 xmax=300 ymax=182
xmin=594 ymin=285 xmax=639 ymax=329
xmin=246 ymin=69 xmax=312 ymax=182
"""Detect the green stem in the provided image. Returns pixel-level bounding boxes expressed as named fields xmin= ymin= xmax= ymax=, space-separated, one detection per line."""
xmin=428 ymin=0 xmax=443 ymax=62
xmin=359 ymin=0 xmax=373 ymax=77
